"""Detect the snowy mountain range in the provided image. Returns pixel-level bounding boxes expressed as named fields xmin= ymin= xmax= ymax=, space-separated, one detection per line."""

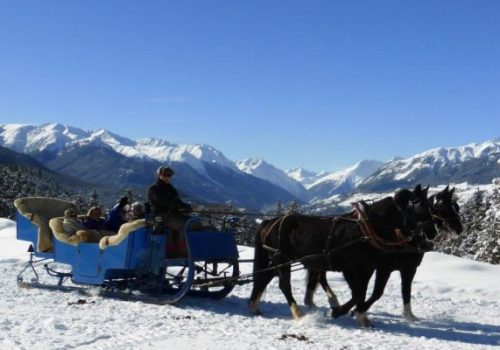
xmin=0 ymin=124 xmax=237 ymax=174
xmin=358 ymin=139 xmax=500 ymax=192
xmin=1 ymin=123 xmax=498 ymax=209
xmin=0 ymin=124 xmax=300 ymax=209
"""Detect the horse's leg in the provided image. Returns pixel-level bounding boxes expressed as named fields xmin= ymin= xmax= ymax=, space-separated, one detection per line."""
xmin=278 ymin=265 xmax=303 ymax=320
xmin=317 ymin=271 xmax=340 ymax=308
xmin=304 ymin=270 xmax=320 ymax=308
xmin=249 ymin=269 xmax=276 ymax=315
xmin=332 ymin=267 xmax=373 ymax=319
xmin=248 ymin=233 xmax=275 ymax=315
xmin=357 ymin=268 xmax=392 ymax=313
xmin=400 ymin=266 xmax=419 ymax=321
xmin=330 ymin=270 xmax=359 ymax=318
xmin=333 ymin=269 xmax=372 ymax=327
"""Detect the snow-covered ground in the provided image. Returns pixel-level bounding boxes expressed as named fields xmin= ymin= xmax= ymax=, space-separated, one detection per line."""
xmin=0 ymin=218 xmax=499 ymax=350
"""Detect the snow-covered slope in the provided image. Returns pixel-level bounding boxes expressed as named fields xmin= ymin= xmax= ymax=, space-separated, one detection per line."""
xmin=286 ymin=167 xmax=328 ymax=187
xmin=0 ymin=123 xmax=237 ymax=173
xmin=1 ymin=218 xmax=499 ymax=350
xmin=0 ymin=123 xmax=87 ymax=154
xmin=236 ymin=159 xmax=308 ymax=200
xmin=307 ymin=160 xmax=385 ymax=199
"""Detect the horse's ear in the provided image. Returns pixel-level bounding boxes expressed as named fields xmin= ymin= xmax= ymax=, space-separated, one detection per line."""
xmin=444 ymin=185 xmax=450 ymax=192
xmin=423 ymin=185 xmax=430 ymax=196
xmin=415 ymin=184 xmax=422 ymax=192
xmin=450 ymin=187 xmax=455 ymax=196
xmin=394 ymin=190 xmax=411 ymax=209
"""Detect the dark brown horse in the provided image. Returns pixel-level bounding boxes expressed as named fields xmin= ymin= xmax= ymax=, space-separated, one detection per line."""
xmin=305 ymin=185 xmax=463 ymax=322
xmin=429 ymin=185 xmax=463 ymax=234
xmin=248 ymin=195 xmax=426 ymax=326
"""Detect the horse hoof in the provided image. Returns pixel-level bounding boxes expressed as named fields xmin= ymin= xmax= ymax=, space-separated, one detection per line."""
xmin=330 ymin=308 xmax=342 ymax=319
xmin=248 ymin=303 xmax=262 ymax=316
xmin=403 ymin=304 xmax=419 ymax=322
xmin=403 ymin=312 xmax=419 ymax=322
xmin=291 ymin=304 xmax=304 ymax=320
xmin=354 ymin=311 xmax=372 ymax=327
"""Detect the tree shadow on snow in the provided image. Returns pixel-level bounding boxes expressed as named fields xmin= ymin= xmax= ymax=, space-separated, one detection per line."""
xmin=370 ymin=312 xmax=500 ymax=346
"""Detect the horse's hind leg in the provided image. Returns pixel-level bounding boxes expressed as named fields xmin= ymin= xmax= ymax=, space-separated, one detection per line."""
xmin=278 ymin=265 xmax=303 ymax=319
xmin=305 ymin=271 xmax=340 ymax=308
xmin=249 ymin=269 xmax=275 ymax=315
xmin=400 ymin=267 xmax=419 ymax=321
xmin=318 ymin=271 xmax=340 ymax=308
xmin=304 ymin=270 xmax=320 ymax=307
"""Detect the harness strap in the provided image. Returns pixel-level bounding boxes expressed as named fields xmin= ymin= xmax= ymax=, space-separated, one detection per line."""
xmin=352 ymin=202 xmax=411 ymax=252
xmin=323 ymin=217 xmax=340 ymax=254
xmin=261 ymin=215 xmax=289 ymax=254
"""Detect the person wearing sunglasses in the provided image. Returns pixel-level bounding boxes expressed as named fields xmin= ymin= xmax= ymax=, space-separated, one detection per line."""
xmin=148 ymin=166 xmax=192 ymax=257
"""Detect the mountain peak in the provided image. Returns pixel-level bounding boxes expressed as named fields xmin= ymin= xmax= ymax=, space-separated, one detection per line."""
xmin=236 ymin=158 xmax=307 ymax=200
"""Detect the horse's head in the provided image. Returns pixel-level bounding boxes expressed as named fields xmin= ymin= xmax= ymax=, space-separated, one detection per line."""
xmin=394 ymin=184 xmax=438 ymax=247
xmin=429 ymin=185 xmax=463 ymax=234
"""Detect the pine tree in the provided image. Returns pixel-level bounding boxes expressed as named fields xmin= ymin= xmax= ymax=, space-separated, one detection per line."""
xmin=74 ymin=192 xmax=85 ymax=213
xmin=287 ymin=200 xmax=299 ymax=214
xmin=88 ymin=188 xmax=99 ymax=208
xmin=274 ymin=201 xmax=284 ymax=216
xmin=124 ymin=189 xmax=134 ymax=204
xmin=471 ymin=179 xmax=500 ymax=264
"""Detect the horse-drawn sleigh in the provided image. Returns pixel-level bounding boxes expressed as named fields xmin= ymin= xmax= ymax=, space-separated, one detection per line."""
xmin=15 ymin=197 xmax=241 ymax=304
xmin=13 ymin=185 xmax=462 ymax=326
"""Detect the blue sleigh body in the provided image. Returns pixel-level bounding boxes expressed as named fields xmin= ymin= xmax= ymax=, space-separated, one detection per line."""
xmin=16 ymin=210 xmax=240 ymax=304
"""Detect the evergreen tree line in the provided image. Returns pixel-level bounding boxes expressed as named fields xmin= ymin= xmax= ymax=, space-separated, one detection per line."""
xmin=434 ymin=178 xmax=500 ymax=265
xmin=0 ymin=165 xmax=140 ymax=219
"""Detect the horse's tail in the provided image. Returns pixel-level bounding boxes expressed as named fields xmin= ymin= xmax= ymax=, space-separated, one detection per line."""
xmin=253 ymin=219 xmax=272 ymax=274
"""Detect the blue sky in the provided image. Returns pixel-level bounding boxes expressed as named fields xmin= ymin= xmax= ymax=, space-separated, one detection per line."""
xmin=1 ymin=1 xmax=499 ymax=172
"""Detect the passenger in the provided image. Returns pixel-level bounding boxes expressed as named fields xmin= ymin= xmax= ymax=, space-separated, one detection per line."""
xmin=148 ymin=166 xmax=192 ymax=257
xmin=62 ymin=208 xmax=85 ymax=236
xmin=127 ymin=202 xmax=146 ymax=222
xmin=104 ymin=196 xmax=129 ymax=232
xmin=83 ymin=206 xmax=106 ymax=230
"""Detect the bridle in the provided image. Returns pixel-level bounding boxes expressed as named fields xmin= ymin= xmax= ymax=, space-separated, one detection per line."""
xmin=410 ymin=197 xmax=442 ymax=244
xmin=429 ymin=195 xmax=461 ymax=235
xmin=394 ymin=194 xmax=439 ymax=245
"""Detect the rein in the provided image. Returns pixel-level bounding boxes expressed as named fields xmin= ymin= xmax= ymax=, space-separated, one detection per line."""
xmin=190 ymin=212 xmax=257 ymax=230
